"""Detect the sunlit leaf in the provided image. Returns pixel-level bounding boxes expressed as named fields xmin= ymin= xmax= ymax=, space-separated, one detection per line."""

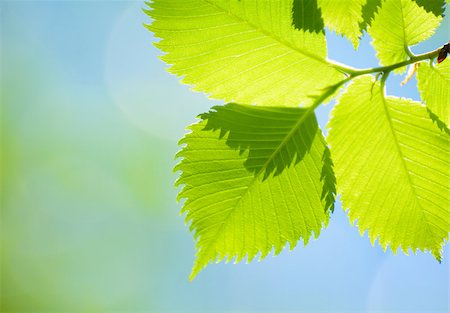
xmin=176 ymin=103 xmax=335 ymax=279
xmin=413 ymin=0 xmax=446 ymax=16
xmin=417 ymin=60 xmax=450 ymax=127
xmin=291 ymin=0 xmax=325 ymax=33
xmin=328 ymin=76 xmax=450 ymax=260
xmin=368 ymin=0 xmax=442 ymax=72
xmin=359 ymin=0 xmax=382 ymax=33
xmin=316 ymin=0 xmax=367 ymax=48
xmin=146 ymin=0 xmax=343 ymax=107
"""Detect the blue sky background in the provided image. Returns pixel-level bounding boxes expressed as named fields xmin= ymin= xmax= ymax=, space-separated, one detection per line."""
xmin=1 ymin=1 xmax=449 ymax=312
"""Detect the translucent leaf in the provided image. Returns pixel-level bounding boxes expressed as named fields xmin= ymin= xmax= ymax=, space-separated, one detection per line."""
xmin=291 ymin=0 xmax=325 ymax=33
xmin=357 ymin=0 xmax=443 ymax=35
xmin=413 ymin=0 xmax=446 ymax=16
xmin=176 ymin=103 xmax=335 ymax=279
xmin=359 ymin=0 xmax=382 ymax=33
xmin=328 ymin=76 xmax=449 ymax=260
xmin=316 ymin=0 xmax=367 ymax=48
xmin=368 ymin=0 xmax=442 ymax=72
xmin=417 ymin=60 xmax=450 ymax=127
xmin=357 ymin=0 xmax=440 ymax=33
xmin=146 ymin=0 xmax=343 ymax=107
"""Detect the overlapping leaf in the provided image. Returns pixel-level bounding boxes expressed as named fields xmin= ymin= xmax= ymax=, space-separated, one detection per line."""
xmin=291 ymin=0 xmax=325 ymax=33
xmin=359 ymin=0 xmax=383 ymax=32
xmin=176 ymin=103 xmax=335 ymax=279
xmin=413 ymin=0 xmax=446 ymax=16
xmin=417 ymin=60 xmax=450 ymax=127
xmin=368 ymin=0 xmax=442 ymax=72
xmin=146 ymin=0 xmax=450 ymax=276
xmin=316 ymin=0 xmax=366 ymax=48
xmin=146 ymin=0 xmax=343 ymax=107
xmin=328 ymin=76 xmax=450 ymax=260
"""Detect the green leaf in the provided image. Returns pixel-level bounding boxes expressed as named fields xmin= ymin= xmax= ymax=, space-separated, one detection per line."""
xmin=413 ymin=0 xmax=446 ymax=16
xmin=328 ymin=76 xmax=450 ymax=260
xmin=427 ymin=109 xmax=450 ymax=136
xmin=146 ymin=0 xmax=343 ymax=107
xmin=359 ymin=0 xmax=382 ymax=33
xmin=316 ymin=0 xmax=367 ymax=48
xmin=417 ymin=60 xmax=450 ymax=127
xmin=176 ymin=103 xmax=335 ymax=279
xmin=291 ymin=0 xmax=325 ymax=33
xmin=368 ymin=0 xmax=442 ymax=72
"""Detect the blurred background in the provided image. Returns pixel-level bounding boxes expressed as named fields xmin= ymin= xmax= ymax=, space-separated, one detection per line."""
xmin=1 ymin=1 xmax=448 ymax=312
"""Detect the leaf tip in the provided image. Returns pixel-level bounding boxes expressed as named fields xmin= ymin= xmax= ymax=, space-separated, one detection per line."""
xmin=189 ymin=256 xmax=208 ymax=281
xmin=431 ymin=242 xmax=445 ymax=263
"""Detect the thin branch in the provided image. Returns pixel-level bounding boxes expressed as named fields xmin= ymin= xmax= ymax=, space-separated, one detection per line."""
xmin=330 ymin=47 xmax=441 ymax=77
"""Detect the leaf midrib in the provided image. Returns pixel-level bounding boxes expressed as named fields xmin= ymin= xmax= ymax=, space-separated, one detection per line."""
xmin=194 ymin=105 xmax=316 ymax=271
xmin=379 ymin=90 xmax=438 ymax=244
